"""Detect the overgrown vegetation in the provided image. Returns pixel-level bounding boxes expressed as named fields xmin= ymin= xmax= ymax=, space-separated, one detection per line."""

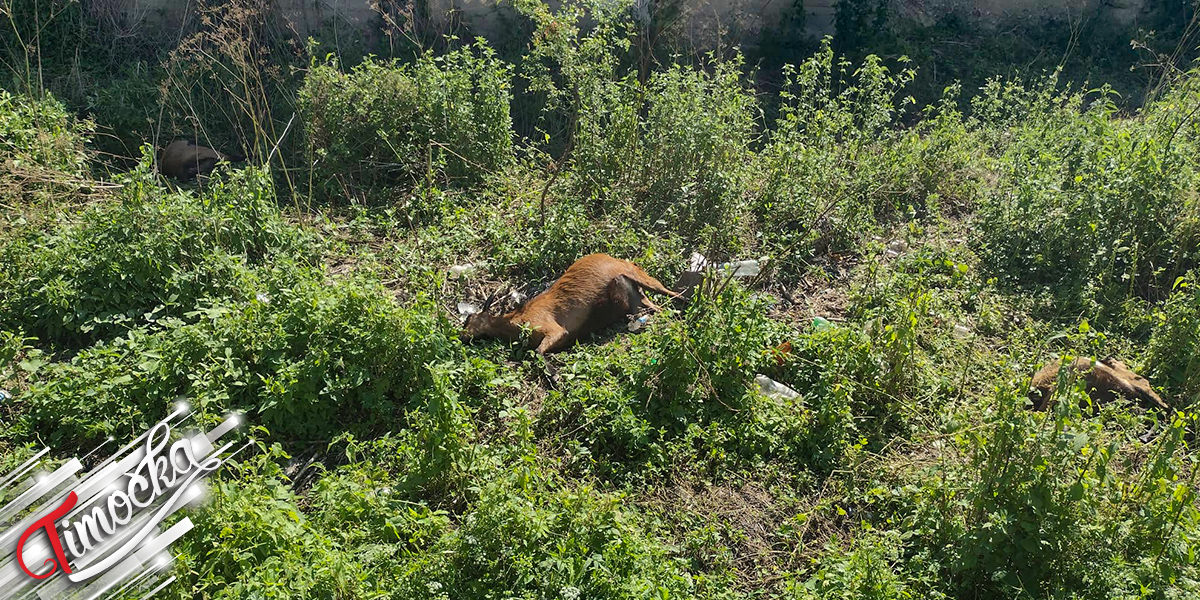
xmin=2 ymin=0 xmax=1200 ymax=597
xmin=301 ymin=44 xmax=514 ymax=202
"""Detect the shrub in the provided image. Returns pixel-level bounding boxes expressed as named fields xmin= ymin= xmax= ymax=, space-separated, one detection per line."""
xmin=512 ymin=0 xmax=638 ymax=156
xmin=0 ymin=164 xmax=312 ymax=348
xmin=536 ymin=277 xmax=932 ymax=481
xmin=894 ymin=389 xmax=1200 ymax=598
xmin=572 ymin=57 xmax=757 ymax=252
xmin=755 ymin=42 xmax=982 ymax=279
xmin=973 ymin=72 xmax=1200 ymax=316
xmin=307 ymin=448 xmax=453 ymax=547
xmin=538 ymin=283 xmax=792 ymax=480
xmin=426 ymin=479 xmax=722 ymax=599
xmin=15 ymin=268 xmax=466 ymax=446
xmin=540 ymin=282 xmax=902 ymax=479
xmin=0 ymin=90 xmax=91 ymax=175
xmin=177 ymin=420 xmax=737 ymax=599
xmin=789 ymin=529 xmax=931 ymax=600
xmin=1146 ymin=272 xmax=1200 ymax=406
xmin=300 ymin=43 xmax=513 ymax=202
xmin=514 ymin=1 xmax=756 ymax=254
xmin=635 ymin=59 xmax=757 ymax=249
xmin=172 ymin=446 xmax=363 ymax=599
xmin=0 ymin=90 xmax=94 ymax=204
xmin=774 ymin=318 xmax=917 ymax=472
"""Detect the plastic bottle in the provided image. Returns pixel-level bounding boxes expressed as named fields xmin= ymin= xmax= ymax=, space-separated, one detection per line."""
xmin=720 ymin=259 xmax=760 ymax=278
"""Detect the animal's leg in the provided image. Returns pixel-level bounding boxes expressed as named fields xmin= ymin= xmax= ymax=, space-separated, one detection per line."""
xmin=626 ymin=266 xmax=683 ymax=300
xmin=535 ymin=324 xmax=571 ymax=354
xmin=539 ymin=355 xmax=561 ymax=389
xmin=639 ymin=290 xmax=663 ymax=313
xmin=613 ymin=274 xmax=668 ymax=314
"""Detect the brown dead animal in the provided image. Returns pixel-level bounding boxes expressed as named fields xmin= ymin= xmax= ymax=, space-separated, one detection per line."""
xmin=461 ymin=253 xmax=681 ymax=354
xmin=157 ymin=139 xmax=243 ymax=181
xmin=1029 ymin=356 xmax=1171 ymax=412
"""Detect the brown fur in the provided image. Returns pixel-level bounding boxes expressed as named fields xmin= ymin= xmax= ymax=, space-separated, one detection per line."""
xmin=462 ymin=253 xmax=680 ymax=354
xmin=1029 ymin=356 xmax=1171 ymax=412
xmin=157 ymin=140 xmax=238 ymax=181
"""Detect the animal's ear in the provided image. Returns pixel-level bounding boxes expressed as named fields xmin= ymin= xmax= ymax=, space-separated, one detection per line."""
xmin=1100 ymin=356 xmax=1128 ymax=369
xmin=481 ymin=288 xmax=505 ymax=312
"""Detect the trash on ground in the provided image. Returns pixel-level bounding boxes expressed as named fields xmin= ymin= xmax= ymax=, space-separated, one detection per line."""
xmin=886 ymin=239 xmax=908 ymax=257
xmin=755 ymin=374 xmax=800 ymax=400
xmin=677 ymin=253 xmax=766 ymax=291
xmin=812 ymin=316 xmax=833 ymax=330
xmin=953 ymin=324 xmax=971 ymax=338
xmin=0 ymin=389 xmax=10 ymax=402
xmin=457 ymin=302 xmax=481 ymax=316
xmin=627 ymin=314 xmax=652 ymax=332
xmin=449 ymin=263 xmax=476 ymax=279
xmin=720 ymin=259 xmax=761 ymax=278
xmin=676 ymin=252 xmax=708 ymax=292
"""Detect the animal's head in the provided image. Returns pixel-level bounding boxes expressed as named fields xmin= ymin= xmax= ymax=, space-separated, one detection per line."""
xmin=1100 ymin=357 xmax=1146 ymax=384
xmin=460 ymin=311 xmax=494 ymax=339
xmin=1099 ymin=357 xmax=1169 ymax=410
xmin=459 ymin=289 xmax=515 ymax=342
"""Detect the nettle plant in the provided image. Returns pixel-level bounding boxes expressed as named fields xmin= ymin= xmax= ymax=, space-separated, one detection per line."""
xmin=514 ymin=0 xmax=758 ymax=255
xmin=0 ymin=162 xmax=311 ymax=349
xmin=0 ymin=91 xmax=95 ymax=204
xmin=905 ymin=388 xmax=1200 ymax=598
xmin=0 ymin=90 xmax=92 ymax=175
xmin=755 ymin=40 xmax=978 ymax=279
xmin=538 ymin=282 xmax=787 ymax=480
xmin=300 ymin=42 xmax=514 ymax=203
xmin=1146 ymin=272 xmax=1200 ymax=406
xmin=974 ymin=70 xmax=1200 ymax=316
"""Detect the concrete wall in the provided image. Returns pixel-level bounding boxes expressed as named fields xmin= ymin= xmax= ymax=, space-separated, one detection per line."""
xmin=109 ymin=0 xmax=1155 ymax=54
xmin=891 ymin=0 xmax=1148 ymax=26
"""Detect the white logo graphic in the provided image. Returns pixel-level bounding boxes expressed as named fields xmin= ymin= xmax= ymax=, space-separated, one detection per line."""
xmin=0 ymin=402 xmax=245 ymax=599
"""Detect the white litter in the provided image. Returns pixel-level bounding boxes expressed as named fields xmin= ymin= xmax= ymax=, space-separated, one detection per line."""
xmin=720 ymin=259 xmax=761 ymax=278
xmin=755 ymin=374 xmax=800 ymax=400
xmin=448 ymin=263 xmax=476 ymax=279
xmin=457 ymin=302 xmax=481 ymax=316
